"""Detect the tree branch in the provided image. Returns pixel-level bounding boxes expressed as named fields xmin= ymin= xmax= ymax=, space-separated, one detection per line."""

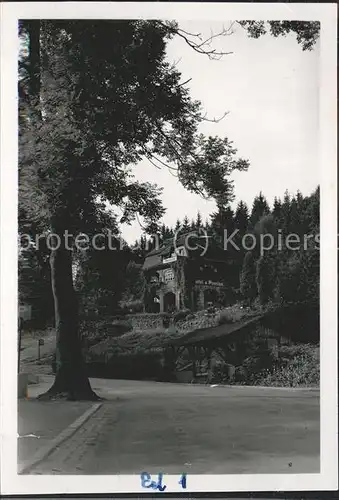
xmin=192 ymin=110 xmax=230 ymax=123
xmin=142 ymin=145 xmax=179 ymax=173
xmin=145 ymin=155 xmax=161 ymax=170
xmin=135 ymin=212 xmax=147 ymax=231
xmin=161 ymin=21 xmax=234 ymax=60
xmin=176 ymin=30 xmax=233 ymax=60
xmin=150 ymin=154 xmax=179 ymax=173
xmin=178 ymin=78 xmax=192 ymax=88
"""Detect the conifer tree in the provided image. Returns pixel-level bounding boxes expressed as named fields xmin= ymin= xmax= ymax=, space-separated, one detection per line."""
xmin=160 ymin=224 xmax=167 ymax=242
xmin=182 ymin=215 xmax=191 ymax=234
xmin=289 ymin=195 xmax=301 ymax=236
xmin=240 ymin=251 xmax=257 ymax=304
xmin=272 ymin=197 xmax=282 ymax=224
xmin=233 ymin=199 xmax=250 ymax=266
xmin=255 ymin=253 xmax=276 ymax=305
xmin=196 ymin=211 xmax=203 ymax=228
xmin=234 ymin=200 xmax=249 ymax=235
xmin=281 ymin=190 xmax=291 ymax=234
xmin=304 ymin=186 xmax=319 ymax=233
xmin=249 ymin=192 xmax=270 ymax=228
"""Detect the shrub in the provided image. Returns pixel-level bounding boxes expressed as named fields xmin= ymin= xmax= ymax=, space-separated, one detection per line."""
xmin=161 ymin=313 xmax=171 ymax=328
xmin=86 ymin=324 xmax=185 ymax=362
xmin=257 ymin=355 xmax=319 ymax=387
xmin=275 ymin=343 xmax=319 ymax=363
xmin=80 ymin=316 xmax=133 ymax=348
xmin=173 ymin=309 xmax=191 ymax=324
xmin=218 ymin=306 xmax=247 ymax=325
xmin=254 ymin=343 xmax=319 ymax=387
xmin=234 ymin=366 xmax=247 ymax=384
xmin=106 ymin=320 xmax=133 ymax=336
xmin=186 ymin=313 xmax=195 ymax=321
xmin=218 ymin=311 xmax=234 ymax=325
xmin=210 ymin=360 xmax=228 ymax=384
xmin=120 ymin=299 xmax=144 ymax=314
xmin=208 ymin=343 xmax=319 ymax=388
xmin=175 ymin=310 xmax=220 ymax=333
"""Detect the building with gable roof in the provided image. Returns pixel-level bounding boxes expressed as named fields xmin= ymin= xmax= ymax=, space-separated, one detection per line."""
xmin=142 ymin=232 xmax=230 ymax=313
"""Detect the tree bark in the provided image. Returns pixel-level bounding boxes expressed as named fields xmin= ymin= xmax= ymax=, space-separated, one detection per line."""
xmin=38 ymin=230 xmax=99 ymax=400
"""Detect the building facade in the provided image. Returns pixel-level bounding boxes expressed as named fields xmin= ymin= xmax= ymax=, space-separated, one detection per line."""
xmin=143 ymin=233 xmax=229 ymax=313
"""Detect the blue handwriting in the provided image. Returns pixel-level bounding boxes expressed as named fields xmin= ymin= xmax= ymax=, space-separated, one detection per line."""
xmin=140 ymin=472 xmax=187 ymax=491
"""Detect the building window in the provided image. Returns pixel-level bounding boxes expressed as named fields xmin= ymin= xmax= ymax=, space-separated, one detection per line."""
xmin=164 ymin=268 xmax=174 ymax=283
xmin=176 ymin=246 xmax=187 ymax=257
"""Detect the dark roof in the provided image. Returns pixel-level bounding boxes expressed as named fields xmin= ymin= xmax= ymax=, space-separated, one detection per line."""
xmin=143 ymin=232 xmax=227 ymax=271
xmin=145 ymin=242 xmax=171 ymax=258
xmin=145 ymin=233 xmax=191 ymax=258
xmin=170 ymin=315 xmax=263 ymax=347
xmin=142 ymin=233 xmax=192 ymax=271
xmin=142 ymin=254 xmax=163 ymax=271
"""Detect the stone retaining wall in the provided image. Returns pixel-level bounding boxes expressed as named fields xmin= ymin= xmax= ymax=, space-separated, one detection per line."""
xmin=126 ymin=313 xmax=166 ymax=331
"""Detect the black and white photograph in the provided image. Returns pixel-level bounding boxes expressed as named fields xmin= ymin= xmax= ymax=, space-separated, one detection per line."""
xmin=0 ymin=2 xmax=337 ymax=496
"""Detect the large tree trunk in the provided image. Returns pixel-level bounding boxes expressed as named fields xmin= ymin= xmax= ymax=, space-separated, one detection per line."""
xmin=38 ymin=231 xmax=99 ymax=400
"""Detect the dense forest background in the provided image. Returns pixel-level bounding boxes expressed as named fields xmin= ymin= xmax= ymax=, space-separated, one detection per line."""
xmin=19 ymin=185 xmax=319 ymax=324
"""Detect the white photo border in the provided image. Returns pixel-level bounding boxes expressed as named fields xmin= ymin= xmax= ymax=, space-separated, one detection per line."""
xmin=0 ymin=1 xmax=337 ymax=495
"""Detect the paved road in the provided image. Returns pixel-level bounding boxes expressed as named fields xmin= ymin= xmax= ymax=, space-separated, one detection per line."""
xmin=21 ymin=378 xmax=320 ymax=475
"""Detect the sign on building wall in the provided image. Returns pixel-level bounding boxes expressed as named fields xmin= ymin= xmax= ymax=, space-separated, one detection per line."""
xmin=195 ymin=279 xmax=224 ymax=288
xmin=163 ymin=254 xmax=177 ymax=264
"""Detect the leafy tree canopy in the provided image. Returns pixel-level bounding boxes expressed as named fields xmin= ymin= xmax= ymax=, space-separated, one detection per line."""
xmin=19 ymin=20 xmax=249 ymax=240
xmin=238 ymin=21 xmax=320 ymax=51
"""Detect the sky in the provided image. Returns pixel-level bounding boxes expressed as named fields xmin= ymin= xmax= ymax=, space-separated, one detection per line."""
xmin=120 ymin=21 xmax=319 ymax=243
